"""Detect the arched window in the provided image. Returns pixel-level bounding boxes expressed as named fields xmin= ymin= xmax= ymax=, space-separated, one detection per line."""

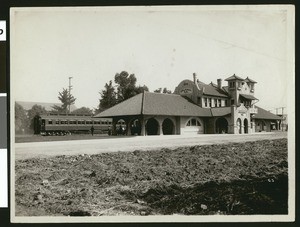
xmin=186 ymin=118 xmax=201 ymax=127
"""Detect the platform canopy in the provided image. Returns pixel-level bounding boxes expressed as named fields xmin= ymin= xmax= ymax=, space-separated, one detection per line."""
xmin=94 ymin=91 xmax=212 ymax=118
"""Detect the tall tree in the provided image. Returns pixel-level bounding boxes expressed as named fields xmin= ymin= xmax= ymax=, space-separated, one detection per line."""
xmin=98 ymin=72 xmax=148 ymax=112
xmin=52 ymin=88 xmax=76 ymax=114
xmin=98 ymin=80 xmax=117 ymax=112
xmin=27 ymin=104 xmax=47 ymax=131
xmin=71 ymin=107 xmax=93 ymax=115
xmin=15 ymin=102 xmax=29 ymax=134
xmin=114 ymin=71 xmax=138 ymax=102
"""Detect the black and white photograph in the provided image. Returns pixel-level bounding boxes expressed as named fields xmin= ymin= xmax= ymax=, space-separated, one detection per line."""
xmin=10 ymin=5 xmax=295 ymax=222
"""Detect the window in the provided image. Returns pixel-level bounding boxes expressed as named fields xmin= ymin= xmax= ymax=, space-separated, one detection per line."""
xmin=208 ymin=98 xmax=212 ymax=107
xmin=214 ymin=99 xmax=218 ymax=107
xmin=204 ymin=98 xmax=207 ymax=107
xmin=186 ymin=118 xmax=201 ymax=127
xmin=55 ymin=120 xmax=59 ymax=124
xmin=218 ymin=99 xmax=221 ymax=107
xmin=231 ymin=99 xmax=234 ymax=105
xmin=225 ymin=100 xmax=228 ymax=106
xmin=60 ymin=120 xmax=65 ymax=125
xmin=229 ymin=81 xmax=236 ymax=88
xmin=48 ymin=120 xmax=53 ymax=125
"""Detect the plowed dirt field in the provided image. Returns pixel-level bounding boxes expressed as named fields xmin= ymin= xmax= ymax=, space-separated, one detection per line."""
xmin=15 ymin=138 xmax=288 ymax=216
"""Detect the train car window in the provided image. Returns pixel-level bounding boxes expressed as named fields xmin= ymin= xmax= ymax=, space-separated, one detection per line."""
xmin=48 ymin=120 xmax=53 ymax=125
xmin=60 ymin=121 xmax=64 ymax=124
xmin=56 ymin=120 xmax=59 ymax=124
xmin=108 ymin=122 xmax=112 ymax=125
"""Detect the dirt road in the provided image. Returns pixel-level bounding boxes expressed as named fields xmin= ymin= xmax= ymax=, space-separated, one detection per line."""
xmin=14 ymin=132 xmax=287 ymax=160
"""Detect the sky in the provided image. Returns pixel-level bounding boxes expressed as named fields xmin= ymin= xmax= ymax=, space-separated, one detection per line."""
xmin=10 ymin=6 xmax=294 ymax=113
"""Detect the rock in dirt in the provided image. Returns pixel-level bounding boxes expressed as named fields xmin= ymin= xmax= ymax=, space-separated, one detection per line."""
xmin=200 ymin=204 xmax=208 ymax=210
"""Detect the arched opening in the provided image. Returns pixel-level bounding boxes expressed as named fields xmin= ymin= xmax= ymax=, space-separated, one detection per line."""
xmin=116 ymin=119 xmax=126 ymax=135
xmin=244 ymin=118 xmax=248 ymax=134
xmin=130 ymin=118 xmax=142 ymax=135
xmin=236 ymin=118 xmax=242 ymax=134
xmin=146 ymin=118 xmax=159 ymax=135
xmin=215 ymin=117 xmax=228 ymax=133
xmin=162 ymin=118 xmax=174 ymax=135
xmin=184 ymin=117 xmax=204 ymax=134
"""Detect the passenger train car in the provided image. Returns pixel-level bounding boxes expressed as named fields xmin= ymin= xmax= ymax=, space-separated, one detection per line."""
xmin=33 ymin=113 xmax=117 ymax=135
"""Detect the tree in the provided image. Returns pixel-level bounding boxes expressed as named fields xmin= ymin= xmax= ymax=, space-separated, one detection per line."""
xmin=135 ymin=85 xmax=149 ymax=94
xmin=71 ymin=107 xmax=93 ymax=115
xmin=15 ymin=102 xmax=29 ymax=134
xmin=114 ymin=71 xmax=138 ymax=102
xmin=154 ymin=87 xmax=172 ymax=94
xmin=98 ymin=80 xmax=117 ymax=112
xmin=98 ymin=71 xmax=148 ymax=112
xmin=27 ymin=105 xmax=47 ymax=131
xmin=52 ymin=88 xmax=76 ymax=114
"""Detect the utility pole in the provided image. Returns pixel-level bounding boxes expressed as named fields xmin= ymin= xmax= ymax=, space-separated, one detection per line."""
xmin=274 ymin=107 xmax=285 ymax=131
xmin=68 ymin=77 xmax=73 ymax=114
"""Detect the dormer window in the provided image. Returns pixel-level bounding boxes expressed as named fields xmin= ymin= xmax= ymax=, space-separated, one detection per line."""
xmin=229 ymin=81 xmax=235 ymax=88
xmin=208 ymin=98 xmax=212 ymax=107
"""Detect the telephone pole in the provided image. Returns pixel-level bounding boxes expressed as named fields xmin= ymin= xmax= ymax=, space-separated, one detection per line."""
xmin=274 ymin=107 xmax=285 ymax=131
xmin=68 ymin=77 xmax=73 ymax=114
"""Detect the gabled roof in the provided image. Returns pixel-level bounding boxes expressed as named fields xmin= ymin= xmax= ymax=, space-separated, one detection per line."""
xmin=197 ymin=81 xmax=229 ymax=98
xmin=245 ymin=77 xmax=257 ymax=84
xmin=211 ymin=107 xmax=231 ymax=117
xmin=94 ymin=92 xmax=212 ymax=118
xmin=225 ymin=74 xmax=245 ymax=81
xmin=252 ymin=106 xmax=282 ymax=120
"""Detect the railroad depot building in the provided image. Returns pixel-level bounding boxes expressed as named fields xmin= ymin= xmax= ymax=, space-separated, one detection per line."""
xmin=94 ymin=73 xmax=282 ymax=136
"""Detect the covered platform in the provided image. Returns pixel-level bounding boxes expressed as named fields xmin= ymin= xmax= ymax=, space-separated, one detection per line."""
xmin=94 ymin=91 xmax=211 ymax=136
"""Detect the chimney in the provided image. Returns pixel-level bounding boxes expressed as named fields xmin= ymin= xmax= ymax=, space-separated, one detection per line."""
xmin=193 ymin=73 xmax=197 ymax=84
xmin=217 ymin=79 xmax=222 ymax=89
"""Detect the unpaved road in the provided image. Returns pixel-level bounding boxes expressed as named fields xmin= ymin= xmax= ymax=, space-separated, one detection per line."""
xmin=14 ymin=132 xmax=287 ymax=160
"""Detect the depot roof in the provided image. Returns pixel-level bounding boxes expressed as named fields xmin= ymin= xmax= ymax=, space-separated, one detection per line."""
xmin=197 ymin=81 xmax=229 ymax=97
xmin=252 ymin=106 xmax=282 ymax=120
xmin=94 ymin=92 xmax=212 ymax=118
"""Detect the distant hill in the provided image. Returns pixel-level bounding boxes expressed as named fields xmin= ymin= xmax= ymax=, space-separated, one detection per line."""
xmin=16 ymin=101 xmax=77 ymax=112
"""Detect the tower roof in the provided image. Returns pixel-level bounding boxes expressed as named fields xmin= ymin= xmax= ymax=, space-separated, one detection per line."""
xmin=244 ymin=77 xmax=257 ymax=83
xmin=224 ymin=74 xmax=245 ymax=81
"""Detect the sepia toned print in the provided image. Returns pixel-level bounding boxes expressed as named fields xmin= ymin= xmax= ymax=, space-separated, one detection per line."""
xmin=10 ymin=5 xmax=295 ymax=223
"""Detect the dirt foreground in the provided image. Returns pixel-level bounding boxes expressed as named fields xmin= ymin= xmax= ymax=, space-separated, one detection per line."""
xmin=15 ymin=138 xmax=288 ymax=216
